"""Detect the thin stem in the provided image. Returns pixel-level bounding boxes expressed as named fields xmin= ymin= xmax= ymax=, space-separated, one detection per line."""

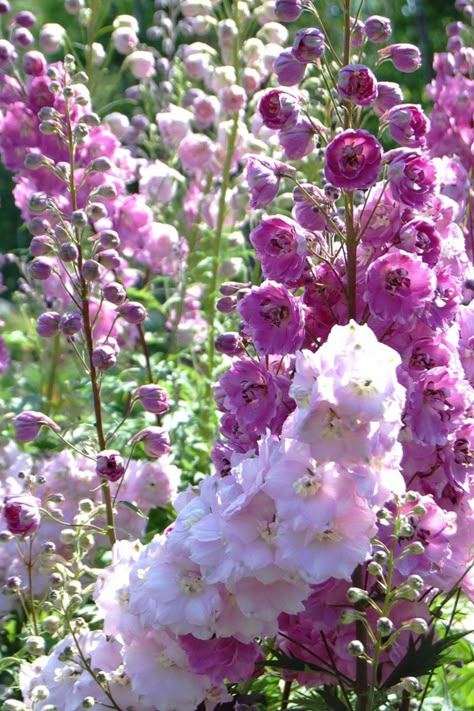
xmin=280 ymin=680 xmax=292 ymax=710
xmin=26 ymin=539 xmax=39 ymax=636
xmin=137 ymin=323 xmax=153 ymax=383
xmin=43 ymin=333 xmax=61 ymax=415
xmin=344 ymin=191 xmax=357 ymax=321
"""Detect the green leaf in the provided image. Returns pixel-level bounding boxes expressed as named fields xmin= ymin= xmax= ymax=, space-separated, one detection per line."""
xmin=117 ymin=500 xmax=147 ymax=519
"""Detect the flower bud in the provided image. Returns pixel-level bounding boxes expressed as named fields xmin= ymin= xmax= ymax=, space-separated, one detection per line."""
xmin=14 ymin=10 xmax=36 ymax=27
xmin=86 ymin=202 xmax=108 ymax=221
xmin=14 ymin=410 xmax=61 ymax=442
xmin=0 ymin=2 xmax=10 ymax=15
xmin=3 ymin=701 xmax=27 ymax=711
xmin=215 ymin=332 xmax=245 ymax=357
xmin=337 ymin=64 xmax=378 ymax=106
xmin=117 ymin=301 xmax=147 ymax=324
xmin=275 ymin=0 xmax=305 ymax=22
xmin=13 ymin=27 xmax=34 ymax=48
xmin=292 ymin=28 xmax=325 ymax=63
xmin=402 ymin=618 xmax=428 ymax=634
xmin=98 ymin=230 xmax=120 ymax=249
xmin=347 ymin=587 xmax=370 ymax=603
xmin=29 ymin=257 xmax=53 ymax=280
xmin=126 ymin=50 xmax=156 ymax=79
xmin=365 ymin=15 xmax=392 ymax=43
xmin=367 ymin=561 xmax=383 ymax=577
xmin=24 ymin=152 xmax=47 ymax=170
xmin=217 ymin=296 xmax=237 ymax=313
xmin=37 ymin=312 xmax=61 ymax=338
xmin=376 ymin=617 xmax=394 ymax=636
xmin=378 ymin=43 xmax=422 ymax=73
xmin=103 ymin=281 xmax=126 ymax=305
xmin=98 ymin=248 xmax=121 ymax=270
xmin=96 ymin=450 xmax=126 ymax=482
xmin=92 ymin=344 xmax=117 ymax=371
xmin=58 ymin=241 xmax=79 ymax=262
xmin=40 ymin=23 xmax=66 ymax=54
xmin=406 ymin=574 xmax=424 ymax=590
xmin=274 ymin=49 xmax=306 ymax=86
xmin=29 ymin=193 xmax=50 ymax=214
xmin=136 ymin=384 xmax=170 ymax=415
xmin=58 ymin=311 xmax=83 ymax=336
xmin=129 ymin=426 xmax=171 ymax=457
xmin=348 ymin=640 xmax=365 ymax=657
xmin=3 ymin=494 xmax=41 ymax=536
xmin=25 ymin=635 xmax=46 ymax=656
xmin=82 ymin=259 xmax=100 ymax=281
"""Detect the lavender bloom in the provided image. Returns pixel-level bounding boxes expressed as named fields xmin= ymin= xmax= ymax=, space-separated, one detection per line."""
xmin=136 ymin=385 xmax=170 ymax=415
xmin=14 ymin=410 xmax=61 ymax=442
xmin=245 ymin=156 xmax=292 ymax=210
xmin=274 ymin=50 xmax=306 ymax=87
xmin=388 ymin=150 xmax=438 ymax=208
xmin=250 ymin=215 xmax=308 ymax=284
xmin=130 ymin=426 xmax=171 ymax=458
xmin=365 ymin=15 xmax=392 ymax=43
xmin=378 ymin=43 xmax=422 ymax=73
xmin=388 ymin=104 xmax=430 ymax=147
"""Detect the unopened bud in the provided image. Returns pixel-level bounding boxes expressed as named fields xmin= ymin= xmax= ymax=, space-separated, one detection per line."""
xmin=347 ymin=587 xmax=369 ymax=604
xmin=348 ymin=640 xmax=366 ymax=657
xmin=376 ymin=617 xmax=394 ymax=636
xmin=25 ymin=635 xmax=46 ymax=656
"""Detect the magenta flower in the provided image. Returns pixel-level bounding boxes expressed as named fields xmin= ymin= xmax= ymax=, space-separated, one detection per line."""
xmin=219 ymin=359 xmax=278 ymax=430
xmin=96 ymin=450 xmax=126 ymax=482
xmin=14 ymin=410 xmax=61 ymax=442
xmin=405 ymin=367 xmax=470 ymax=446
xmin=365 ymin=250 xmax=435 ymax=323
xmin=397 ymin=219 xmax=441 ymax=267
xmin=292 ymin=28 xmax=325 ymax=63
xmin=378 ymin=43 xmax=422 ymax=73
xmin=258 ymin=88 xmax=300 ymax=130
xmin=324 ymin=129 xmax=382 ymax=190
xmin=3 ymin=494 xmax=41 ymax=536
xmin=388 ymin=103 xmax=429 ymax=147
xmin=337 ymin=64 xmax=378 ymax=106
xmin=250 ymin=215 xmax=308 ymax=284
xmin=388 ymin=150 xmax=438 ymax=208
xmin=373 ymin=81 xmax=404 ymax=116
xmin=245 ymin=156 xmax=292 ymax=209
xmin=275 ymin=0 xmax=305 ymax=22
xmin=293 ymin=183 xmax=328 ymax=231
xmin=180 ymin=636 xmax=263 ymax=684
xmin=238 ymin=282 xmax=305 ymax=356
xmin=279 ymin=118 xmax=316 ymax=160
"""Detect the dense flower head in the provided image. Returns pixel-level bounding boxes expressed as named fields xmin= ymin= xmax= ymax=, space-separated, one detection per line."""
xmin=337 ymin=64 xmax=378 ymax=106
xmin=237 ymin=281 xmax=305 ymax=356
xmin=324 ymin=129 xmax=383 ymax=190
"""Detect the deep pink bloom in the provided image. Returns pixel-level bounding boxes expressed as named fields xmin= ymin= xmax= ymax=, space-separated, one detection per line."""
xmin=292 ymin=28 xmax=325 ymax=63
xmin=250 ymin=215 xmax=308 ymax=284
xmin=14 ymin=410 xmax=61 ymax=442
xmin=237 ymin=281 xmax=305 ymax=356
xmin=378 ymin=43 xmax=422 ymax=73
xmin=365 ymin=250 xmax=435 ymax=323
xmin=324 ymin=129 xmax=382 ymax=190
xmin=337 ymin=64 xmax=378 ymax=106
xmin=388 ymin=150 xmax=438 ymax=208
xmin=219 ymin=359 xmax=278 ymax=430
xmin=273 ymin=50 xmax=306 ymax=87
xmin=293 ymin=183 xmax=328 ymax=231
xmin=179 ymin=635 xmax=263 ymax=684
xmin=258 ymin=89 xmax=300 ymax=130
xmin=96 ymin=450 xmax=126 ymax=482
xmin=397 ymin=219 xmax=441 ymax=267
xmin=388 ymin=104 xmax=429 ymax=147
xmin=373 ymin=81 xmax=404 ymax=116
xmin=3 ymin=494 xmax=41 ymax=536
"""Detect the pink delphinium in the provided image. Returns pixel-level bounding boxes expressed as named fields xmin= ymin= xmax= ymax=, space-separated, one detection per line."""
xmin=324 ymin=129 xmax=382 ymax=190
xmin=249 ymin=214 xmax=309 ymax=284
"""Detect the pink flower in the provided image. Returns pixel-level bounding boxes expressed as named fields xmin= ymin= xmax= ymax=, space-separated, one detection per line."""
xmin=388 ymin=150 xmax=438 ymax=208
xmin=324 ymin=129 xmax=382 ymax=190
xmin=273 ymin=50 xmax=306 ymax=86
xmin=275 ymin=0 xmax=305 ymax=22
xmin=238 ymin=281 xmax=305 ymax=356
xmin=365 ymin=15 xmax=392 ymax=43
xmin=258 ymin=88 xmax=300 ymax=130
xmin=177 ymin=133 xmax=214 ymax=175
xmin=3 ymin=494 xmax=41 ymax=536
xmin=337 ymin=64 xmax=378 ymax=106
xmin=250 ymin=214 xmax=308 ymax=284
xmin=129 ymin=426 xmax=171 ymax=458
xmin=135 ymin=384 xmax=169 ymax=415
xmin=387 ymin=103 xmax=429 ymax=147
xmin=219 ymin=359 xmax=278 ymax=431
xmin=96 ymin=450 xmax=126 ymax=482
xmin=373 ymin=81 xmax=404 ymax=116
xmin=180 ymin=635 xmax=264 ymax=683
xmin=365 ymin=250 xmax=436 ymax=323
xmin=125 ymin=50 xmax=156 ymax=79
xmin=279 ymin=117 xmax=316 ymax=160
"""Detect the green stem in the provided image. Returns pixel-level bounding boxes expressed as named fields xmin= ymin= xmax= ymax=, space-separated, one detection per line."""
xmin=43 ymin=333 xmax=60 ymax=416
xmin=26 ymin=539 xmax=39 ymax=636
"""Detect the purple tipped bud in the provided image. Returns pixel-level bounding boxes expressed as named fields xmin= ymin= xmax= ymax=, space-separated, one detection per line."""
xmin=13 ymin=27 xmax=34 ymax=48
xmin=86 ymin=202 xmax=108 ymax=221
xmin=29 ymin=192 xmax=50 ymax=214
xmin=365 ymin=15 xmax=392 ymax=43
xmin=82 ymin=259 xmax=100 ymax=281
xmin=98 ymin=248 xmax=121 ymax=270
xmin=217 ymin=296 xmax=237 ymax=313
xmin=28 ymin=218 xmax=50 ymax=237
xmin=292 ymin=28 xmax=325 ymax=63
xmin=24 ymin=152 xmax=46 ymax=170
xmin=58 ymin=242 xmax=79 ymax=262
xmin=37 ymin=311 xmax=61 ymax=337
xmin=92 ymin=344 xmax=117 ymax=371
xmin=220 ymin=281 xmax=251 ymax=296
xmin=258 ymin=89 xmax=300 ymax=130
xmin=98 ymin=230 xmax=120 ymax=249
xmin=58 ymin=311 xmax=82 ymax=336
xmin=14 ymin=11 xmax=36 ymax=27
xmin=378 ymin=44 xmax=422 ymax=73
xmin=136 ymin=384 xmax=170 ymax=415
xmin=29 ymin=257 xmax=53 ymax=280
xmin=3 ymin=494 xmax=40 ymax=537
xmin=274 ymin=50 xmax=306 ymax=87
xmin=350 ymin=18 xmax=365 ymax=48
xmin=30 ymin=235 xmax=54 ymax=256
xmin=130 ymin=426 xmax=171 ymax=457
xmin=215 ymin=332 xmax=245 ymax=356
xmin=89 ymin=157 xmax=113 ymax=172
xmin=103 ymin=281 xmax=127 ymax=305
xmin=96 ymin=450 xmax=125 ymax=482
xmin=23 ymin=50 xmax=47 ymax=76
xmin=275 ymin=0 xmax=305 ymax=22
xmin=14 ymin=410 xmax=61 ymax=442
xmin=117 ymin=301 xmax=147 ymax=324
